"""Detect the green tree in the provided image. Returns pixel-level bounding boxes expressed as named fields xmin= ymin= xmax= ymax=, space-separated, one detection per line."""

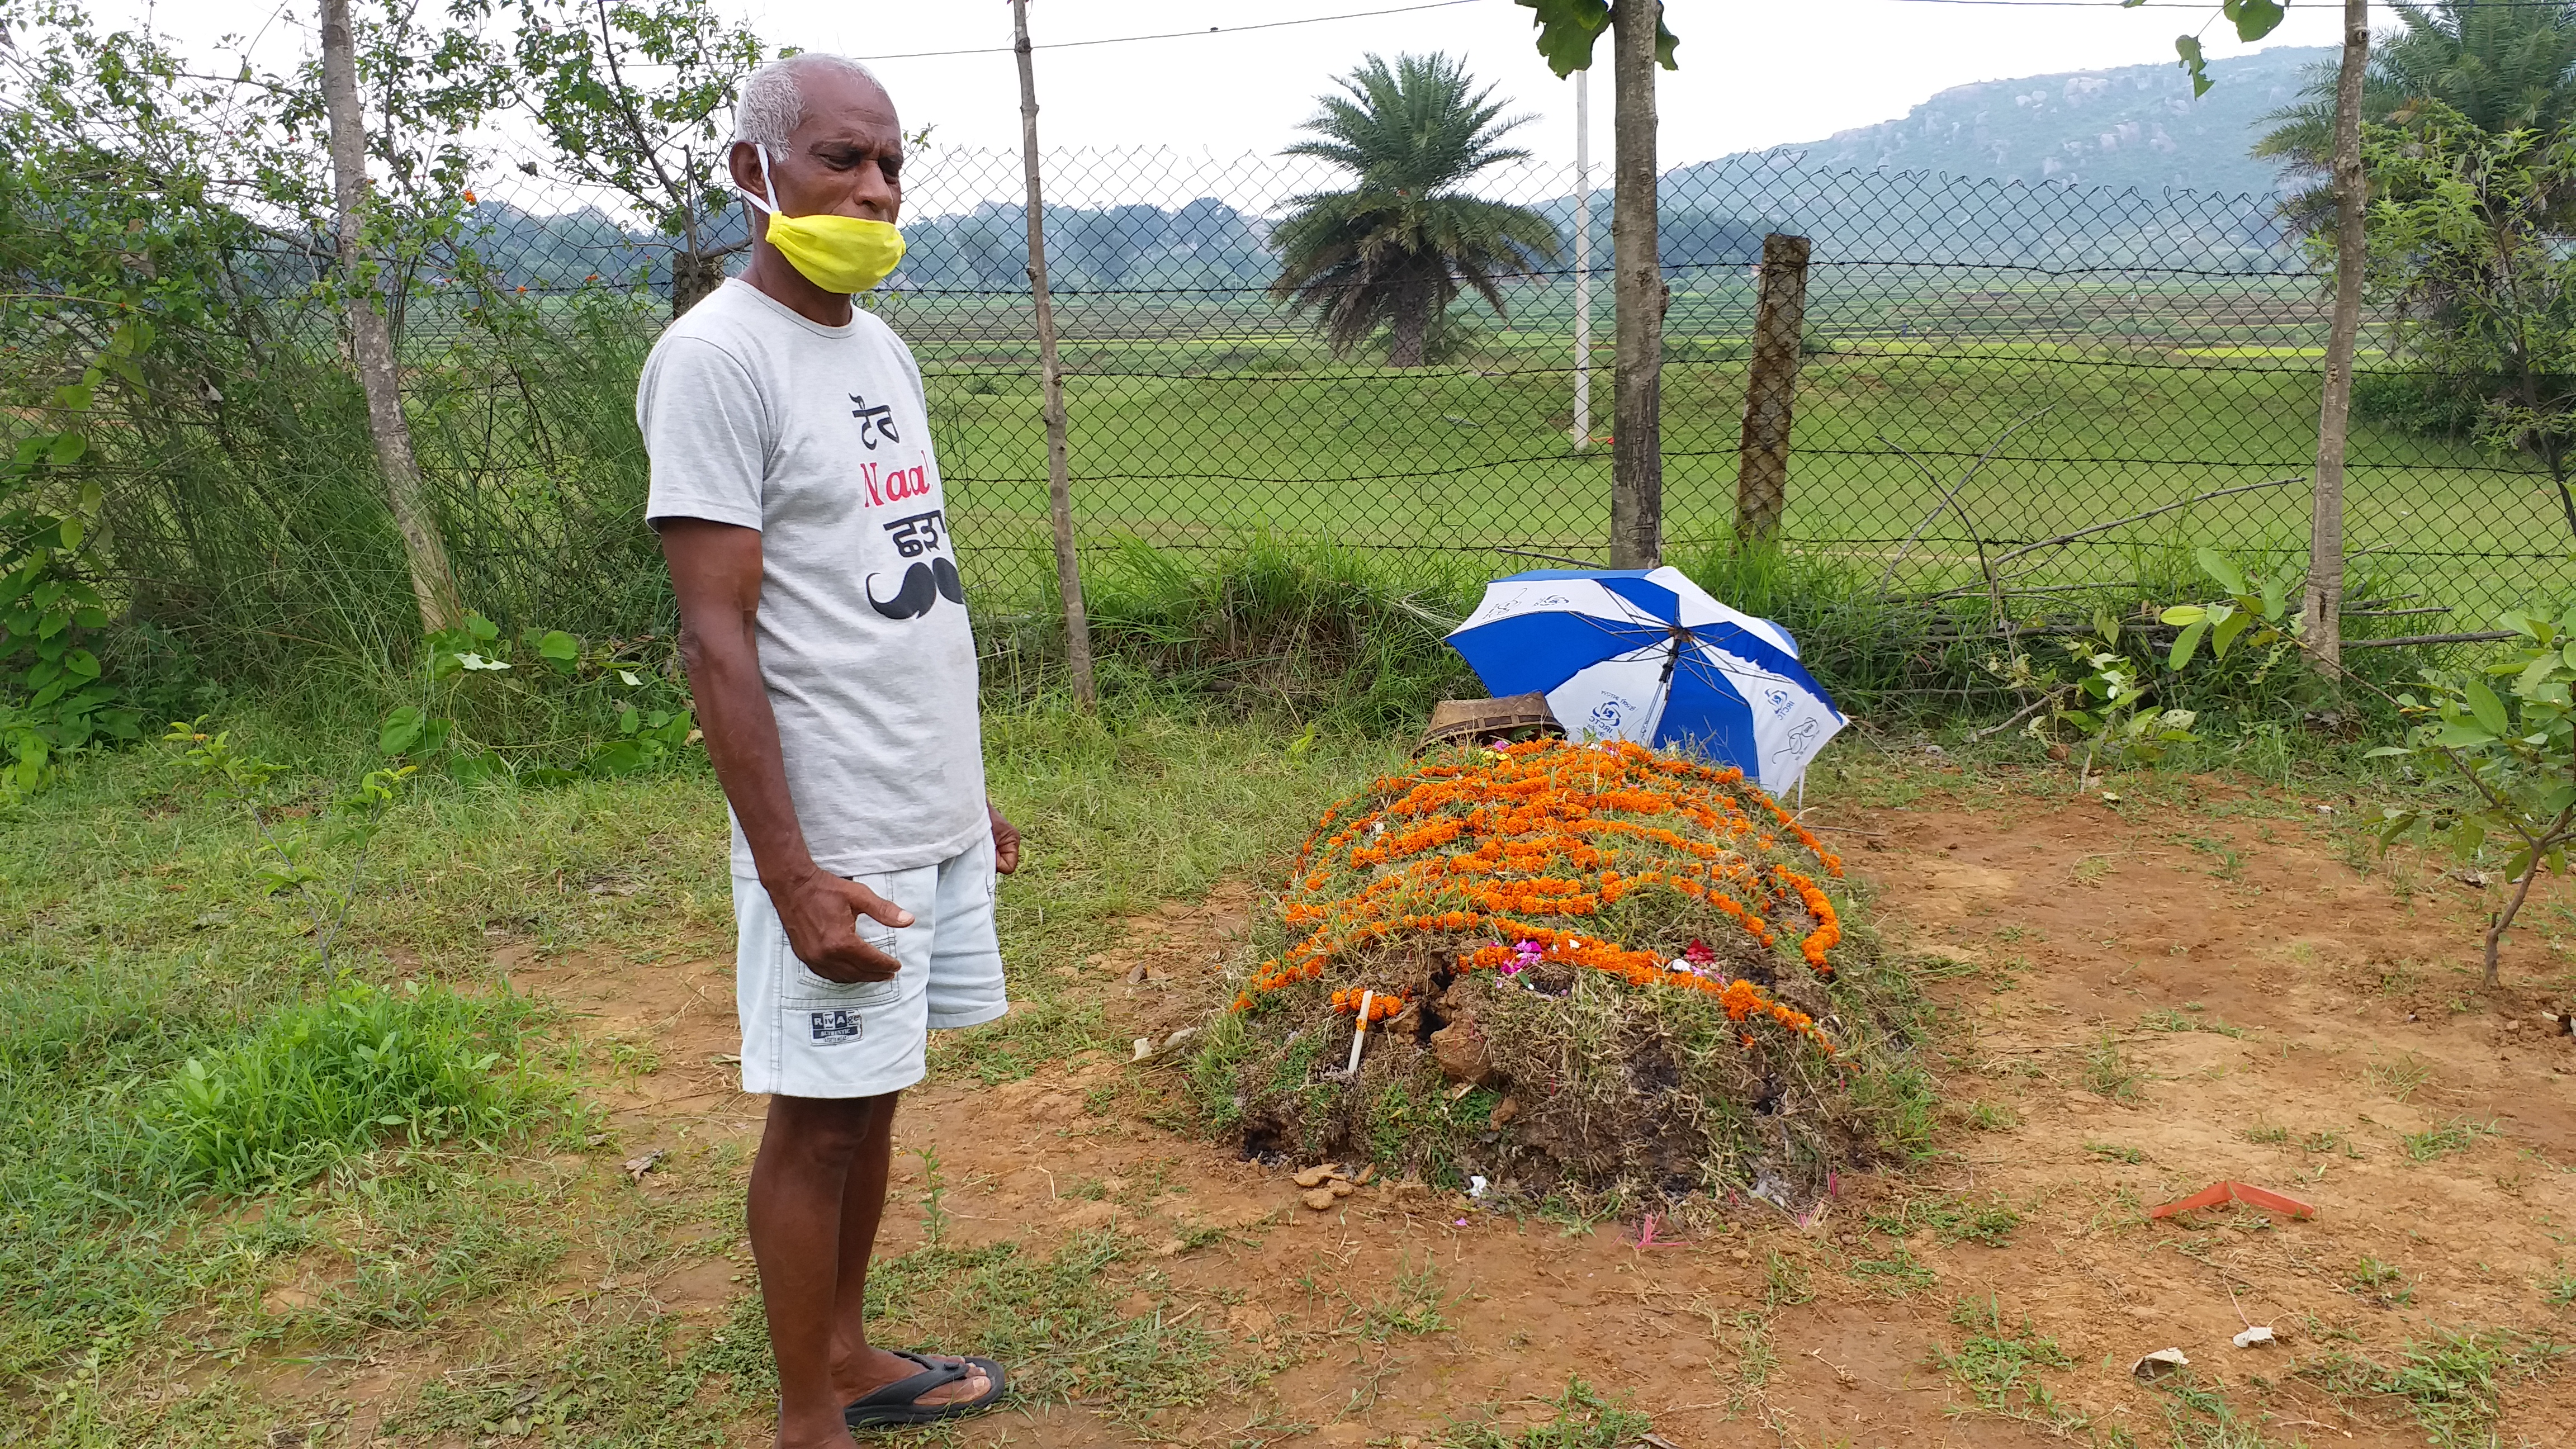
xmin=2255 ymin=1 xmax=2576 ymax=216
xmin=1268 ymin=53 xmax=1562 ymax=367
xmin=507 ymin=0 xmax=770 ymax=316
xmin=2358 ymin=101 xmax=2576 ymax=537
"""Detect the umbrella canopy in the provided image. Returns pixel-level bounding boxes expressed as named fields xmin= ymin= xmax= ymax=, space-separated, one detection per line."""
xmin=1444 ymin=567 xmax=1845 ymax=793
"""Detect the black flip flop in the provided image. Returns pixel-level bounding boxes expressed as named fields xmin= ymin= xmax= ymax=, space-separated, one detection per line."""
xmin=843 ymin=1349 xmax=1009 ymax=1428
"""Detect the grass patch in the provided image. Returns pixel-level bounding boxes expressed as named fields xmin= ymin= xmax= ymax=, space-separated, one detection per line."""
xmin=1358 ymin=1251 xmax=1453 ymax=1339
xmin=2143 ymin=1373 xmax=2286 ymax=1449
xmin=2140 ymin=1003 xmax=2249 ymax=1038
xmin=2347 ymin=1256 xmax=2413 ymax=1307
xmin=2364 ymin=1053 xmax=2432 ymax=1100
xmin=2401 ymin=1118 xmax=2497 ymax=1163
xmin=155 ymin=980 xmax=564 ymax=1194
xmin=2082 ymin=1033 xmax=2146 ymax=1101
xmin=2085 ymin=1141 xmax=2147 ymax=1164
xmin=1439 ymin=1376 xmax=1650 ymax=1449
xmin=1763 ymin=1251 xmax=1816 ymax=1308
xmin=2302 ymin=1328 xmax=2565 ymax=1447
xmin=1847 ymin=1244 xmax=1939 ymax=1298
xmin=1871 ymin=1194 xmax=2022 ymax=1248
xmin=1966 ymin=1100 xmax=2019 ymax=1131
xmin=2544 ymin=1263 xmax=2576 ymax=1309
xmin=1931 ymin=1295 xmax=2083 ymax=1430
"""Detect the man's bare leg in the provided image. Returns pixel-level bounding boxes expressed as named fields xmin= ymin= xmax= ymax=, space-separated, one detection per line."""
xmin=823 ymin=1091 xmax=992 ymax=1406
xmin=749 ymin=1093 xmax=990 ymax=1449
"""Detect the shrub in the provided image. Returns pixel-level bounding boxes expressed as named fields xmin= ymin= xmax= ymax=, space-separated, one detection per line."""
xmin=154 ymin=981 xmax=559 ymax=1192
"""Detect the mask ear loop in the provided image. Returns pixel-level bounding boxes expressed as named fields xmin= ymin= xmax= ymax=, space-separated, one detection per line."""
xmin=736 ymin=144 xmax=782 ymax=216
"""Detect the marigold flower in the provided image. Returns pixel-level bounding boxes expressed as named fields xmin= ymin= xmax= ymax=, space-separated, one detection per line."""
xmin=1229 ymin=741 xmax=1844 ymax=1058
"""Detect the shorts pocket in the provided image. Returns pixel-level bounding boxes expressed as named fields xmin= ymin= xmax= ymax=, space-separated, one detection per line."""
xmin=785 ymin=958 xmax=901 ymax=1008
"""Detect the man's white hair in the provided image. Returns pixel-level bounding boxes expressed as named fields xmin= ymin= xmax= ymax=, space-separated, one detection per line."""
xmin=732 ymin=54 xmax=887 ymax=150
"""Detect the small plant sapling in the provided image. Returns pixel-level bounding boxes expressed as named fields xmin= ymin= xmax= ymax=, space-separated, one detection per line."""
xmin=2160 ymin=548 xmax=2574 ymax=987
xmin=2158 ymin=547 xmax=2300 ymax=676
xmin=2370 ymin=605 xmax=2576 ymax=986
xmin=2016 ymin=610 xmax=2198 ymax=792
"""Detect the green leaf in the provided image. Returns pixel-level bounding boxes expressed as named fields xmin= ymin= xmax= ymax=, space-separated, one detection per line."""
xmin=2224 ymin=0 xmax=2286 ymax=43
xmin=2169 ymin=620 xmax=2209 ymax=670
xmin=2174 ymin=35 xmax=2213 ymax=99
xmin=2195 ymin=547 xmax=2246 ymax=596
xmin=379 ymin=706 xmax=426 ymax=756
xmin=1513 ymin=0 xmax=1609 ymax=77
xmin=536 ymin=629 xmax=579 ymax=667
xmin=46 ymin=433 xmax=87 ymax=466
xmin=2158 ymin=605 xmax=2209 ymax=627
xmin=2258 ymin=571 xmax=2289 ymax=622
xmin=2465 ymin=679 xmax=2511 ymax=736
xmin=62 ymin=648 xmax=98 ymax=679
xmin=2519 ymin=650 xmax=2566 ymax=699
xmin=55 ymin=517 xmax=82 ymax=550
xmin=2433 ymin=723 xmax=2498 ymax=749
xmin=2378 ymin=809 xmax=2419 ymax=849
xmin=2211 ymin=609 xmax=2253 ymax=661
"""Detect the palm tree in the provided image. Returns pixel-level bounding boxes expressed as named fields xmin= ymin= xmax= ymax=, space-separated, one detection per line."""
xmin=1270 ymin=53 xmax=1562 ymax=367
xmin=2255 ymin=1 xmax=2576 ymax=218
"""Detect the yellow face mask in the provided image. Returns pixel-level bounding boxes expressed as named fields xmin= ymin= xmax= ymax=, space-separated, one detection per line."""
xmin=741 ymin=146 xmax=906 ymax=295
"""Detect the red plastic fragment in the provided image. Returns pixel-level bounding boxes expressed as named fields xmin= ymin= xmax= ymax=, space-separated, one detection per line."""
xmin=2147 ymin=1180 xmax=2315 ymax=1221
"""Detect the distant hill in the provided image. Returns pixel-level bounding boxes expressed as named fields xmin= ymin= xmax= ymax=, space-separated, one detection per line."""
xmin=1750 ymin=45 xmax=2329 ymax=198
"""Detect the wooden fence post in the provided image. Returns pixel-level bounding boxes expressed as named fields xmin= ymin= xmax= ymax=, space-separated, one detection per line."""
xmin=1734 ymin=232 xmax=1811 ymax=542
xmin=1011 ymin=0 xmax=1096 ymax=709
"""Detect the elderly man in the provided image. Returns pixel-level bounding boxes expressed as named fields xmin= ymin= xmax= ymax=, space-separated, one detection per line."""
xmin=637 ymin=53 xmax=1011 ymax=1445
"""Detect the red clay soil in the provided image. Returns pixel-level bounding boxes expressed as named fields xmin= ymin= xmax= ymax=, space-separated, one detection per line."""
xmin=480 ymin=778 xmax=2576 ymax=1447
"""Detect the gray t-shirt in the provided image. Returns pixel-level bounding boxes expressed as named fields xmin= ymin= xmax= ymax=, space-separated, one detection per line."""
xmin=638 ymin=278 xmax=986 ymax=879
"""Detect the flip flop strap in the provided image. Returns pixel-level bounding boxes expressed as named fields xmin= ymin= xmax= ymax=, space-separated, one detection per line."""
xmin=846 ymin=1351 xmax=970 ymax=1408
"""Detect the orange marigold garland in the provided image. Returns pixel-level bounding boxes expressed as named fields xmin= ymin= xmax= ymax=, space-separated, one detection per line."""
xmin=1240 ymin=739 xmax=1849 ymax=1058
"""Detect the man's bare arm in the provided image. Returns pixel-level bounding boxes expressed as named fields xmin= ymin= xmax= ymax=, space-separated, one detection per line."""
xmin=660 ymin=517 xmax=912 ymax=982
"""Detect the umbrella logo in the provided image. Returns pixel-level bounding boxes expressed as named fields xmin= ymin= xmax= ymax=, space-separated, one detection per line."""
xmin=1761 ymin=686 xmax=1796 ymax=717
xmin=1587 ymin=697 xmax=1636 ymax=735
xmin=1772 ymin=718 xmax=1822 ymax=765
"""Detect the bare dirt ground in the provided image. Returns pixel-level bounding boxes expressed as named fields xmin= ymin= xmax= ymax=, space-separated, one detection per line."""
xmin=383 ymin=774 xmax=2575 ymax=1447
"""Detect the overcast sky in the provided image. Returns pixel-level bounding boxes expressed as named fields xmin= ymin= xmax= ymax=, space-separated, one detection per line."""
xmin=107 ymin=0 xmax=2349 ymax=211
xmin=767 ymin=0 xmax=2346 ymax=168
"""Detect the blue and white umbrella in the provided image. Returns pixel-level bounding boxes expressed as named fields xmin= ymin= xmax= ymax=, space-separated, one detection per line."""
xmin=1444 ymin=566 xmax=1846 ymax=794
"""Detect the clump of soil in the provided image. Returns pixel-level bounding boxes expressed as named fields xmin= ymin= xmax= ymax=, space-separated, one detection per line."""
xmin=1190 ymin=740 xmax=1928 ymax=1209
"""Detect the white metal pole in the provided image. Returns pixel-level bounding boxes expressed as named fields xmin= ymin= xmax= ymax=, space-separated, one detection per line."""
xmin=1572 ymin=68 xmax=1593 ymax=451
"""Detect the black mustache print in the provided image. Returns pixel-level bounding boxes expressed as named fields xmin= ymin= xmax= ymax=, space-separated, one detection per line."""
xmin=866 ymin=556 xmax=965 ymax=620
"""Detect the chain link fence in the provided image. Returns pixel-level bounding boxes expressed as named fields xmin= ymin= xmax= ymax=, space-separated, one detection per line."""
xmin=798 ymin=145 xmax=2563 ymax=631
xmin=25 ymin=143 xmax=2572 ymax=681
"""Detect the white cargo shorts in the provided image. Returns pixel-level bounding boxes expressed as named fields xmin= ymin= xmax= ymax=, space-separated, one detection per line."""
xmin=732 ymin=832 xmax=1008 ymax=1099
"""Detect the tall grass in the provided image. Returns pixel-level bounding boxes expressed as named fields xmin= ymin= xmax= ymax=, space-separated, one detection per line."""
xmin=979 ymin=534 xmax=1479 ymax=727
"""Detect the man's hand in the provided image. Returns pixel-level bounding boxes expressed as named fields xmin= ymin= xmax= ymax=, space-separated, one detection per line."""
xmin=989 ymin=803 xmax=1021 ymax=875
xmin=769 ymin=865 xmax=915 ymax=982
